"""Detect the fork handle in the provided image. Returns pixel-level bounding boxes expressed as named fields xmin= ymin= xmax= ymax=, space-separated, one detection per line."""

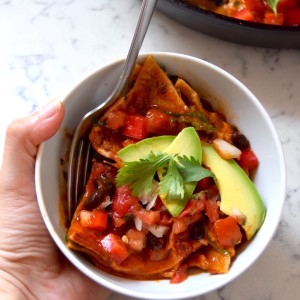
xmin=102 ymin=0 xmax=158 ymax=108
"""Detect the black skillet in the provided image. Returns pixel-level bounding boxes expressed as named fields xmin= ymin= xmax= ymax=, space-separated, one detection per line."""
xmin=156 ymin=0 xmax=300 ymax=48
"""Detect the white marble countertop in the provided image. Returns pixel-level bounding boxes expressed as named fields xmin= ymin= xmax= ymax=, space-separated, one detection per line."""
xmin=1 ymin=1 xmax=299 ymax=299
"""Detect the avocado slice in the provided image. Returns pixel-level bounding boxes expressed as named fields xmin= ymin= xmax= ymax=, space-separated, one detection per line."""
xmin=159 ymin=127 xmax=202 ymax=217
xmin=201 ymin=142 xmax=265 ymax=240
xmin=118 ymin=135 xmax=175 ymax=162
xmin=117 ymin=127 xmax=202 ymax=217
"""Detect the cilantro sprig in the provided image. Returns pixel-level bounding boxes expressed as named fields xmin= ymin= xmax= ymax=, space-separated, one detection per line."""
xmin=116 ymin=152 xmax=174 ymax=197
xmin=116 ymin=151 xmax=215 ymax=203
xmin=160 ymin=158 xmax=185 ymax=201
xmin=176 ymin=155 xmax=214 ymax=182
xmin=267 ymin=0 xmax=279 ymax=15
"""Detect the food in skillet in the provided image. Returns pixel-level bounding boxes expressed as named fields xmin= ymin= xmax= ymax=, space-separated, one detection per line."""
xmin=66 ymin=55 xmax=265 ymax=283
xmin=185 ymin=0 xmax=300 ymax=26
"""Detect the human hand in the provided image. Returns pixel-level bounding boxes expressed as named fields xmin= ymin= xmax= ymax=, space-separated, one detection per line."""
xmin=0 ymin=100 xmax=111 ymax=300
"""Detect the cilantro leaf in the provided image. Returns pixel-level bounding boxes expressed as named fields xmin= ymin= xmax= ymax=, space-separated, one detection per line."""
xmin=267 ymin=0 xmax=279 ymax=14
xmin=115 ymin=151 xmax=173 ymax=197
xmin=176 ymin=155 xmax=215 ymax=182
xmin=159 ymin=159 xmax=185 ymax=202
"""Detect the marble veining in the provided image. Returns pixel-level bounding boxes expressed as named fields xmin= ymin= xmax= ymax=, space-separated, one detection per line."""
xmin=1 ymin=0 xmax=300 ymax=299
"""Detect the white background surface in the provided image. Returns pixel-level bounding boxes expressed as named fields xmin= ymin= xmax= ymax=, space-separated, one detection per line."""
xmin=0 ymin=1 xmax=300 ymax=299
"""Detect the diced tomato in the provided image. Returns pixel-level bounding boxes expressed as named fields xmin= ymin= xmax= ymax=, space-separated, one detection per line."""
xmin=264 ymin=12 xmax=284 ymax=25
xmin=100 ymin=233 xmax=129 ymax=264
xmin=111 ymin=185 xmax=140 ymax=217
xmin=234 ymin=8 xmax=255 ymax=21
xmin=107 ymin=110 xmax=127 ymax=130
xmin=170 ymin=264 xmax=188 ymax=284
xmin=125 ymin=229 xmax=147 ymax=252
xmin=172 ymin=218 xmax=188 ymax=234
xmin=151 ymin=198 xmax=173 ymax=225
xmin=245 ymin=0 xmax=266 ymax=14
xmin=102 ymin=164 xmax=118 ymax=182
xmin=79 ymin=209 xmax=108 ymax=231
xmin=284 ymin=8 xmax=300 ymax=25
xmin=159 ymin=211 xmax=173 ymax=225
xmin=111 ymin=213 xmax=126 ymax=228
xmin=137 ymin=209 xmax=160 ymax=226
xmin=178 ymin=198 xmax=206 ymax=218
xmin=214 ymin=216 xmax=242 ymax=248
xmin=92 ymin=162 xmax=107 ymax=178
xmin=173 ymin=211 xmax=203 ymax=235
xmin=122 ymin=115 xmax=147 ymax=139
xmin=205 ymin=199 xmax=220 ymax=223
xmin=238 ymin=148 xmax=259 ymax=170
xmin=145 ymin=108 xmax=172 ymax=135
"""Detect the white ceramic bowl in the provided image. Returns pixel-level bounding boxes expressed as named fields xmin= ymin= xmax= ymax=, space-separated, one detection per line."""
xmin=35 ymin=52 xmax=286 ymax=299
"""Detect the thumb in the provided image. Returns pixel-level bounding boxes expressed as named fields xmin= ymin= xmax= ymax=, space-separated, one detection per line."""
xmin=0 ymin=100 xmax=65 ymax=190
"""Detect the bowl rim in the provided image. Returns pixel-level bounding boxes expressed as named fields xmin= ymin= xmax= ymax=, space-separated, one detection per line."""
xmin=35 ymin=51 xmax=286 ymax=299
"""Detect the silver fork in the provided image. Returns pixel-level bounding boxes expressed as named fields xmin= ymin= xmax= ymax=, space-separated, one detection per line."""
xmin=67 ymin=0 xmax=157 ymax=222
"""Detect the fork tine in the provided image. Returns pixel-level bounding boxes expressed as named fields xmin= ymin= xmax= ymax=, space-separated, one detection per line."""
xmin=69 ymin=140 xmax=92 ymax=222
xmin=74 ymin=140 xmax=85 ymax=210
xmin=83 ymin=142 xmax=92 ymax=188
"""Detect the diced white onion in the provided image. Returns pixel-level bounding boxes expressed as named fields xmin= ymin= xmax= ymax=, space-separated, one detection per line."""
xmin=140 ymin=180 xmax=159 ymax=210
xmin=146 ymin=224 xmax=170 ymax=238
xmin=140 ymin=195 xmax=148 ymax=206
xmin=134 ymin=216 xmax=143 ymax=231
xmin=146 ymin=196 xmax=157 ymax=211
xmin=79 ymin=210 xmax=91 ymax=224
xmin=212 ymin=138 xmax=242 ymax=160
xmin=98 ymin=195 xmax=112 ymax=209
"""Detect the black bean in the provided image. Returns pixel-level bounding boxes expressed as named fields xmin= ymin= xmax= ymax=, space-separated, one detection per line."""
xmin=84 ymin=188 xmax=106 ymax=210
xmin=85 ymin=175 xmax=115 ymax=210
xmin=147 ymin=233 xmax=164 ymax=251
xmin=232 ymin=133 xmax=250 ymax=150
xmin=190 ymin=222 xmax=204 ymax=240
xmin=96 ymin=175 xmax=115 ymax=196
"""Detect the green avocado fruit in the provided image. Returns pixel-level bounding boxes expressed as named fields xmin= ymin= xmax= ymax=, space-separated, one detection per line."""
xmin=118 ymin=135 xmax=175 ymax=162
xmin=158 ymin=127 xmax=202 ymax=217
xmin=117 ymin=127 xmax=202 ymax=217
xmin=201 ymin=142 xmax=265 ymax=240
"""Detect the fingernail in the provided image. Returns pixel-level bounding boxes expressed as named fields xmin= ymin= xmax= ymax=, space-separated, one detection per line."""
xmin=39 ymin=100 xmax=61 ymax=119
